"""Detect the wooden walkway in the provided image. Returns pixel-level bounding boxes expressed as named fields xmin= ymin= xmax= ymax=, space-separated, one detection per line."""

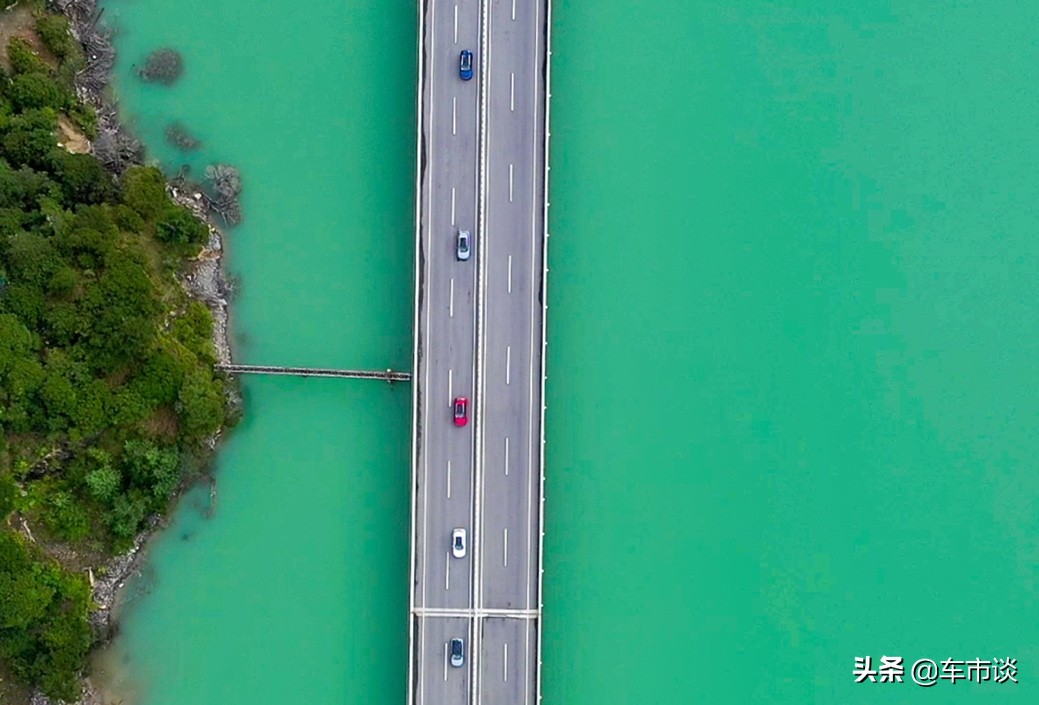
xmin=216 ymin=364 xmax=410 ymax=382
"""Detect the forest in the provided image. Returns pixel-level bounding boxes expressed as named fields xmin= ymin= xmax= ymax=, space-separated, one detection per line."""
xmin=1 ymin=10 xmax=232 ymax=701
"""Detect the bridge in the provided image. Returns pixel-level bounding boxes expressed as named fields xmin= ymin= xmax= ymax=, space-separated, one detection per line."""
xmin=215 ymin=364 xmax=410 ymax=382
xmin=408 ymin=0 xmax=551 ymax=704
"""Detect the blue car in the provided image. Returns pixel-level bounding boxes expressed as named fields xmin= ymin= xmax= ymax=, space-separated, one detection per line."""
xmin=459 ymin=50 xmax=473 ymax=80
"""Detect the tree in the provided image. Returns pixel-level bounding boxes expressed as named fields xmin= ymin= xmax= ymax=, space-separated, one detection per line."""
xmin=35 ymin=16 xmax=75 ymax=62
xmin=1 ymin=110 xmax=59 ymax=170
xmin=49 ymin=151 xmax=117 ymax=205
xmin=120 ymin=165 xmax=167 ymax=220
xmin=8 ymin=72 xmax=68 ymax=113
xmin=176 ymin=368 xmax=224 ymax=443
xmin=156 ymin=203 xmax=209 ymax=246
xmin=85 ymin=465 xmax=120 ymax=503
xmin=6 ymin=38 xmax=49 ymax=76
xmin=0 ymin=473 xmax=16 ymax=518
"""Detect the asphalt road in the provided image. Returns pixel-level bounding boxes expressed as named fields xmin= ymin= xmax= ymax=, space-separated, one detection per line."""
xmin=410 ymin=0 xmax=549 ymax=703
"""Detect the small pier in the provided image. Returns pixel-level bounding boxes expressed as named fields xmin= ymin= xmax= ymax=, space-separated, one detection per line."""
xmin=215 ymin=364 xmax=411 ymax=382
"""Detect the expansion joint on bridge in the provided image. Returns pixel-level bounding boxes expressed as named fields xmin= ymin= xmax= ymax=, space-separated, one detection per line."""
xmin=412 ymin=607 xmax=541 ymax=620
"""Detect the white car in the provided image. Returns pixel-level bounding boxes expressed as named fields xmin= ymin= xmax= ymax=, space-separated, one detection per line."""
xmin=451 ymin=528 xmax=467 ymax=558
xmin=456 ymin=230 xmax=471 ymax=261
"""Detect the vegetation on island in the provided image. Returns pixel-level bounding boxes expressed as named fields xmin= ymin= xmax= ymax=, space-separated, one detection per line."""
xmin=0 ymin=11 xmax=233 ymax=702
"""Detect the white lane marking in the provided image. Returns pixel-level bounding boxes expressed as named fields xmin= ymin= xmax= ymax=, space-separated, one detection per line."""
xmin=453 ymin=5 xmax=458 ymax=44
xmin=524 ymin=621 xmax=531 ymax=705
xmin=451 ymin=187 xmax=456 ymax=225
xmin=511 ymin=0 xmax=516 ymax=21
xmin=510 ymin=72 xmax=515 ymax=111
xmin=443 ymin=641 xmax=449 ymax=682
xmin=448 ymin=369 xmax=453 ymax=401
xmin=504 ymin=642 xmax=509 ymax=682
xmin=508 ymin=255 xmax=513 ymax=293
xmin=450 ymin=278 xmax=455 ymax=318
xmin=445 ymin=553 xmax=450 ymax=591
xmin=504 ymin=437 xmax=510 ymax=476
xmin=509 ymin=163 xmax=514 ymax=202
xmin=506 ymin=345 xmax=511 ymax=385
xmin=452 ymin=96 xmax=457 ymax=135
xmin=447 ymin=460 xmax=452 ymax=499
xmin=503 ymin=528 xmax=509 ymax=567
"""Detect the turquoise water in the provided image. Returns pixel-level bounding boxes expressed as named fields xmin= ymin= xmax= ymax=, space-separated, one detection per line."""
xmin=100 ymin=0 xmax=416 ymax=702
xmin=101 ymin=1 xmax=1038 ymax=703
xmin=543 ymin=1 xmax=1038 ymax=703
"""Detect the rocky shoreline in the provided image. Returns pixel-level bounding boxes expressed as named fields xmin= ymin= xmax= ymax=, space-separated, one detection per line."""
xmin=21 ymin=3 xmax=238 ymax=704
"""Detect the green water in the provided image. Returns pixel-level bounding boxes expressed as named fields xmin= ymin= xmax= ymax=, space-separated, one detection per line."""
xmin=100 ymin=0 xmax=416 ymax=703
xmin=101 ymin=0 xmax=1038 ymax=703
xmin=544 ymin=1 xmax=1038 ymax=703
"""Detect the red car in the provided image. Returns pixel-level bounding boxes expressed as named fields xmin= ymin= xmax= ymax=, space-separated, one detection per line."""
xmin=453 ymin=397 xmax=468 ymax=427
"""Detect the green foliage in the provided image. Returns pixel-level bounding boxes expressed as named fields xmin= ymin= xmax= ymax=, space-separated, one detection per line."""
xmin=42 ymin=490 xmax=90 ymax=541
xmin=84 ymin=465 xmax=120 ymax=503
xmin=1 ymin=110 xmax=59 ymax=171
xmin=6 ymin=38 xmax=48 ymax=76
xmin=0 ymin=473 xmax=15 ymax=518
xmin=176 ymin=368 xmax=225 ymax=443
xmin=156 ymin=203 xmax=209 ymax=246
xmin=120 ymin=166 xmax=167 ymax=221
xmin=171 ymin=301 xmax=217 ymax=364
xmin=0 ymin=531 xmax=91 ymax=702
xmin=8 ymin=72 xmax=68 ymax=113
xmin=49 ymin=151 xmax=117 ymax=205
xmin=35 ymin=16 xmax=75 ymax=62
xmin=106 ymin=490 xmax=147 ymax=540
xmin=0 ymin=11 xmax=233 ymax=699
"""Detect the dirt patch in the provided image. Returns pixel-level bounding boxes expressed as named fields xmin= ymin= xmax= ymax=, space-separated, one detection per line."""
xmin=58 ymin=115 xmax=91 ymax=153
xmin=0 ymin=4 xmax=60 ymax=72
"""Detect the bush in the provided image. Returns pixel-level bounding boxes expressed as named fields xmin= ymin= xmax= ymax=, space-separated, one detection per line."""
xmin=6 ymin=38 xmax=48 ymax=76
xmin=120 ymin=165 xmax=167 ymax=220
xmin=35 ymin=16 xmax=75 ymax=61
xmin=156 ymin=203 xmax=208 ymax=246
xmin=8 ymin=72 xmax=68 ymax=113
xmin=85 ymin=465 xmax=120 ymax=503
xmin=0 ymin=473 xmax=16 ymax=518
xmin=0 ymin=531 xmax=91 ymax=701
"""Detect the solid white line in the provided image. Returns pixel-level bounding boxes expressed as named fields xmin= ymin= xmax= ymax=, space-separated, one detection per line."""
xmin=445 ymin=553 xmax=450 ymax=591
xmin=451 ymin=187 xmax=456 ymax=225
xmin=509 ymin=163 xmax=514 ymax=202
xmin=506 ymin=345 xmax=511 ymax=384
xmin=448 ymin=369 xmax=453 ymax=401
xmin=504 ymin=642 xmax=509 ymax=682
xmin=443 ymin=641 xmax=448 ymax=681
xmin=447 ymin=460 xmax=452 ymax=499
xmin=508 ymin=255 xmax=513 ymax=293
xmin=511 ymin=72 xmax=515 ymax=111
xmin=454 ymin=5 xmax=458 ymax=44
xmin=452 ymin=96 xmax=457 ymax=135
xmin=504 ymin=437 xmax=509 ymax=476
xmin=450 ymin=278 xmax=455 ymax=318
xmin=512 ymin=0 xmax=516 ymax=21
xmin=503 ymin=527 xmax=509 ymax=567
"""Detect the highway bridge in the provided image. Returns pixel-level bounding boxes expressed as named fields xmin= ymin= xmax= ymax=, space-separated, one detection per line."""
xmin=408 ymin=0 xmax=551 ymax=703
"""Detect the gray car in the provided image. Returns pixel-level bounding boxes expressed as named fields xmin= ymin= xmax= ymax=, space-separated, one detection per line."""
xmin=456 ymin=230 xmax=471 ymax=261
xmin=450 ymin=638 xmax=465 ymax=668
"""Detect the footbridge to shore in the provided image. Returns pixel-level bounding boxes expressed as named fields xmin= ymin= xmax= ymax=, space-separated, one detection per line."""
xmin=215 ymin=364 xmax=411 ymax=382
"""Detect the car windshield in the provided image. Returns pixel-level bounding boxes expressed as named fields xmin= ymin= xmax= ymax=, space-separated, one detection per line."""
xmin=452 ymin=640 xmax=462 ymax=654
xmin=455 ymin=402 xmax=464 ymax=415
xmin=461 ymin=54 xmax=471 ymax=68
xmin=455 ymin=536 xmax=463 ymax=547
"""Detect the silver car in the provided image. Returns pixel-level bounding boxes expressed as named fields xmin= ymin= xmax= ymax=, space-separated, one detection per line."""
xmin=450 ymin=638 xmax=465 ymax=668
xmin=456 ymin=230 xmax=471 ymax=261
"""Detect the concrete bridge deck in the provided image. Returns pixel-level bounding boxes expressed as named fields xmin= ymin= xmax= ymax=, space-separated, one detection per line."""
xmin=408 ymin=0 xmax=551 ymax=704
